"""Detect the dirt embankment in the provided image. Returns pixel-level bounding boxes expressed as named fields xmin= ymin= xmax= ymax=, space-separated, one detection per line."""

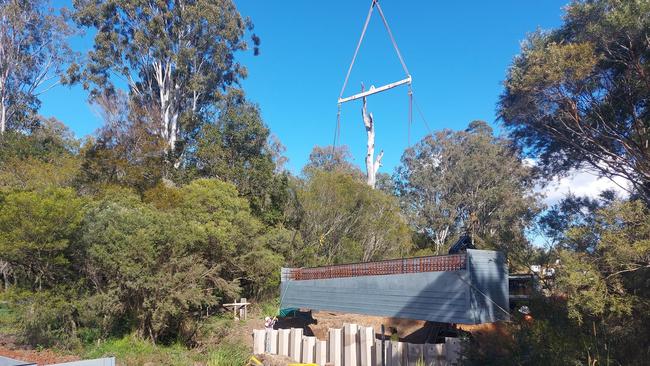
xmin=0 ymin=335 xmax=79 ymax=365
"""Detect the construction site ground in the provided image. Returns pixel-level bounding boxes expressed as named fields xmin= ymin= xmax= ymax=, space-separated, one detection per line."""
xmin=273 ymin=310 xmax=506 ymax=344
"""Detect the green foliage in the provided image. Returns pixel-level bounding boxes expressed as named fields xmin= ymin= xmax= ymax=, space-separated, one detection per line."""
xmin=396 ymin=121 xmax=540 ymax=259
xmin=552 ymin=200 xmax=650 ymax=364
xmin=500 ymin=0 xmax=650 ymax=201
xmin=294 ymin=169 xmax=412 ymax=265
xmin=538 ymin=191 xmax=618 ymax=248
xmin=194 ymin=102 xmax=288 ymax=223
xmin=206 ymin=342 xmax=250 ymax=366
xmin=79 ymin=178 xmax=283 ymax=343
xmin=78 ymin=115 xmax=168 ymax=194
xmin=0 ymin=188 xmax=85 ymax=289
xmin=9 ymin=288 xmax=85 ymax=348
xmin=72 ymin=0 xmax=258 ymax=152
xmin=0 ymin=0 xmax=74 ymax=133
xmin=303 ymin=145 xmax=362 ymax=177
xmin=464 ymin=297 xmax=586 ymax=366
xmin=558 ymin=200 xmax=650 ymax=324
xmin=473 ymin=199 xmax=650 ymax=366
xmin=0 ymin=292 xmax=19 ymax=335
xmin=84 ymin=335 xmax=203 ymax=366
xmin=0 ymin=118 xmax=81 ymax=191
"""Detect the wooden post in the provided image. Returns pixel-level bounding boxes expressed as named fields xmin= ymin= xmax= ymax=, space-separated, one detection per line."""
xmin=315 ymin=340 xmax=328 ymax=366
xmin=344 ymin=323 xmax=359 ymax=366
xmin=359 ymin=326 xmax=374 ymax=366
xmin=302 ymin=336 xmax=316 ymax=363
xmin=278 ymin=329 xmax=290 ymax=356
xmin=329 ymin=328 xmax=343 ymax=366
xmin=239 ymin=298 xmax=247 ymax=320
xmin=253 ymin=329 xmax=265 ymax=354
xmin=290 ymin=328 xmax=303 ymax=362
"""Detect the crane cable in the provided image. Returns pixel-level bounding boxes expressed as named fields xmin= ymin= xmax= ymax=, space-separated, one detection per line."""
xmin=333 ymin=0 xmax=414 ymax=152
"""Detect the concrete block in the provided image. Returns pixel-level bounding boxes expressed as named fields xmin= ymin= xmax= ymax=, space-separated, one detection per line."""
xmin=359 ymin=326 xmax=374 ymax=366
xmin=344 ymin=323 xmax=359 ymax=366
xmin=407 ymin=343 xmax=423 ymax=366
xmin=424 ymin=343 xmax=445 ymax=366
xmin=302 ymin=336 xmax=316 ymax=363
xmin=445 ymin=337 xmax=461 ymax=365
xmin=329 ymin=328 xmax=343 ymax=366
xmin=384 ymin=339 xmax=393 ymax=366
xmin=278 ymin=329 xmax=290 ymax=356
xmin=266 ymin=329 xmax=278 ymax=354
xmin=391 ymin=341 xmax=404 ymax=366
xmin=253 ymin=329 xmax=265 ymax=354
xmin=315 ymin=340 xmax=327 ymax=365
xmin=289 ymin=328 xmax=303 ymax=361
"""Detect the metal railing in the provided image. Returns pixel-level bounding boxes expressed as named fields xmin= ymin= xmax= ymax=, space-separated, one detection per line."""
xmin=287 ymin=253 xmax=467 ymax=281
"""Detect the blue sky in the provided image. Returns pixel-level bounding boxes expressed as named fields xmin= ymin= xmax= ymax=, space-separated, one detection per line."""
xmin=40 ymin=0 xmax=569 ymax=174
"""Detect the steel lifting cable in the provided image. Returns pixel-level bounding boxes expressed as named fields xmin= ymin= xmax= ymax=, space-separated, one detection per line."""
xmin=333 ymin=0 xmax=413 ymax=151
xmin=338 ymin=0 xmax=376 ymax=102
xmin=332 ymin=0 xmax=374 ymax=154
xmin=412 ymin=92 xmax=433 ymax=135
xmin=374 ymin=0 xmax=410 ymax=77
xmin=338 ymin=0 xmax=410 ymax=100
xmin=454 ymin=272 xmax=512 ymax=321
xmin=408 ymin=86 xmax=413 ymax=146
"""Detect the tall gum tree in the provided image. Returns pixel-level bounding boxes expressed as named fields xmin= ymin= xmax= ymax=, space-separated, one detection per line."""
xmin=0 ymin=0 xmax=73 ymax=134
xmin=395 ymin=121 xmax=540 ymax=259
xmin=499 ymin=0 xmax=650 ymax=201
xmin=72 ymin=0 xmax=259 ymax=154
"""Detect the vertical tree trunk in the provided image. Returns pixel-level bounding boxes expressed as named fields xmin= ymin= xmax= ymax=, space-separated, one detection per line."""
xmin=0 ymin=99 xmax=6 ymax=134
xmin=0 ymin=260 xmax=10 ymax=290
xmin=361 ymin=85 xmax=383 ymax=188
xmin=0 ymin=88 xmax=6 ymax=134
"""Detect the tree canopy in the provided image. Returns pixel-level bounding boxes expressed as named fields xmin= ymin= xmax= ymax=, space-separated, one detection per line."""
xmin=293 ymin=169 xmax=412 ymax=265
xmin=0 ymin=0 xmax=73 ymax=133
xmin=500 ymin=0 xmax=650 ymax=201
xmin=72 ymin=0 xmax=259 ymax=153
xmin=396 ymin=121 xmax=540 ymax=258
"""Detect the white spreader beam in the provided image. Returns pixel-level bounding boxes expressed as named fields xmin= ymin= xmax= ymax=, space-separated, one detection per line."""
xmin=338 ymin=75 xmax=411 ymax=104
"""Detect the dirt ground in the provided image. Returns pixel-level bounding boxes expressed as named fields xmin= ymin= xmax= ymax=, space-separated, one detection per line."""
xmin=270 ymin=309 xmax=511 ymax=346
xmin=273 ymin=310 xmax=473 ymax=343
xmin=0 ymin=336 xmax=79 ymax=365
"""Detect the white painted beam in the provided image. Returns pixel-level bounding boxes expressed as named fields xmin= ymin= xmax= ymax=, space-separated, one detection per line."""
xmin=338 ymin=76 xmax=411 ymax=104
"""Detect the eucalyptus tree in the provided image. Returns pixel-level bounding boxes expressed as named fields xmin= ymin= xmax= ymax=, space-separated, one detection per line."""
xmin=0 ymin=0 xmax=73 ymax=134
xmin=303 ymin=145 xmax=361 ymax=176
xmin=296 ymin=169 xmax=412 ymax=265
xmin=500 ymin=0 xmax=650 ymax=201
xmin=396 ymin=121 xmax=540 ymax=257
xmin=72 ymin=0 xmax=260 ymax=154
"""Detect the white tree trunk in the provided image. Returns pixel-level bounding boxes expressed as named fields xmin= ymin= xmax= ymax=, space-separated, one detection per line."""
xmin=0 ymin=97 xmax=6 ymax=134
xmin=0 ymin=72 xmax=6 ymax=134
xmin=361 ymin=85 xmax=383 ymax=188
xmin=153 ymin=60 xmax=179 ymax=152
xmin=0 ymin=260 xmax=10 ymax=290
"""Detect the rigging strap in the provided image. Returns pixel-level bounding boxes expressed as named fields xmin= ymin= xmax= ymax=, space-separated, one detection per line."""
xmin=338 ymin=0 xmax=411 ymax=102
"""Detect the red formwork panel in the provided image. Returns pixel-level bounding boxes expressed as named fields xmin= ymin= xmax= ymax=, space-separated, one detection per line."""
xmin=288 ymin=254 xmax=466 ymax=281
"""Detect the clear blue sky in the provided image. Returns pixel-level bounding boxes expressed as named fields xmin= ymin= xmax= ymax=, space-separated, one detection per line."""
xmin=40 ymin=0 xmax=568 ymax=174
